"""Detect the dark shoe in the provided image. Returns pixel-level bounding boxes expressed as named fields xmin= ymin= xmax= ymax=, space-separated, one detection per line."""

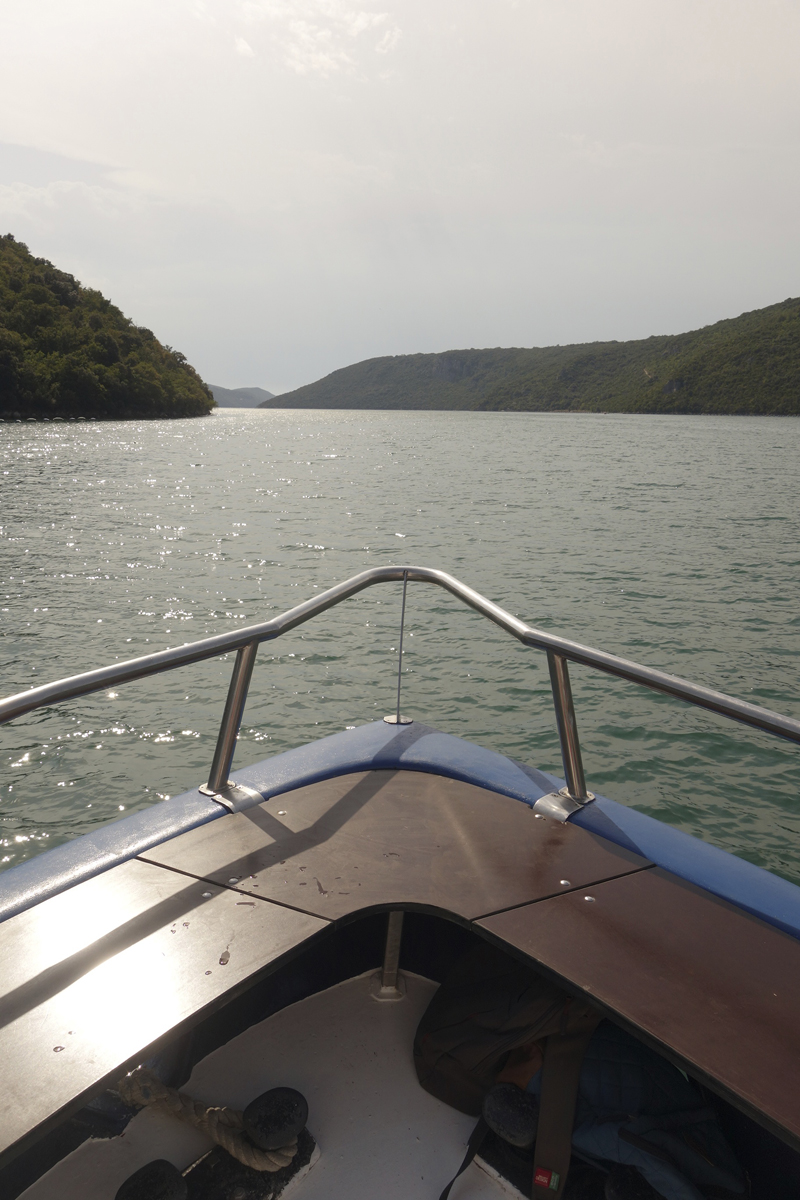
xmin=482 ymin=1082 xmax=540 ymax=1148
xmin=243 ymin=1086 xmax=308 ymax=1151
xmin=115 ymin=1159 xmax=187 ymax=1200
xmin=604 ymin=1165 xmax=666 ymax=1200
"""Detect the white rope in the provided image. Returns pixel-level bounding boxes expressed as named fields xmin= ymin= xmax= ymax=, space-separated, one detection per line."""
xmin=117 ymin=1066 xmax=298 ymax=1172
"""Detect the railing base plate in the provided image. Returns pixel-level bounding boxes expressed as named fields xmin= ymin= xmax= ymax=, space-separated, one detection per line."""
xmin=198 ymin=782 xmax=264 ymax=813
xmin=533 ymin=788 xmax=595 ymax=823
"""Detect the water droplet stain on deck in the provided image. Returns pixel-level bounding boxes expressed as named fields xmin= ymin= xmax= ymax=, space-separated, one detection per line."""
xmin=219 ymin=950 xmax=231 ymax=965
xmin=53 ymin=1046 xmax=65 ymax=1053
xmin=202 ymin=892 xmax=212 ymax=898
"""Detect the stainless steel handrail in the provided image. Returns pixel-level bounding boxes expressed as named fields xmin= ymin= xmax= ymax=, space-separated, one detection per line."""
xmin=2 ymin=566 xmax=799 ymax=805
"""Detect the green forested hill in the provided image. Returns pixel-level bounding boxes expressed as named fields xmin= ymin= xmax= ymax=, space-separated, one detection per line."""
xmin=0 ymin=235 xmax=213 ymax=419
xmin=262 ymin=297 xmax=800 ymax=414
xmin=260 ymin=348 xmax=536 ymax=411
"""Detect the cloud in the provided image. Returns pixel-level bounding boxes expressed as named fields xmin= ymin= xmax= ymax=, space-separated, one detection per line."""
xmin=375 ymin=26 xmax=400 ymax=54
xmin=239 ymin=0 xmax=398 ymax=75
xmin=281 ymin=19 xmax=354 ymax=75
xmin=0 ymin=143 xmax=112 ymax=188
xmin=235 ymin=36 xmax=256 ymax=56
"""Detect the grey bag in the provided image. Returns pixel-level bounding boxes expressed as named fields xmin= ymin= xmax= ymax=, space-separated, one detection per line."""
xmin=414 ymin=942 xmax=601 ymax=1200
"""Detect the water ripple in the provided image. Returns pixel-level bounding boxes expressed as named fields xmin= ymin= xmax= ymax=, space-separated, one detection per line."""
xmin=1 ymin=409 xmax=799 ymax=881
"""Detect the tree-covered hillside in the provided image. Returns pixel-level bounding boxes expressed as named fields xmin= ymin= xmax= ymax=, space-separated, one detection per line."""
xmin=258 ymin=348 xmax=535 ymax=410
xmin=0 ymin=235 xmax=213 ymax=419
xmin=479 ymin=298 xmax=800 ymax=414
xmin=210 ymin=384 xmax=274 ymax=408
xmin=262 ymin=298 xmax=800 ymax=414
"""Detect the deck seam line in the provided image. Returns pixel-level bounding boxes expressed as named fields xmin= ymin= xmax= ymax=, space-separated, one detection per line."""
xmin=134 ymin=855 xmax=334 ymax=923
xmin=470 ymin=863 xmax=656 ymax=922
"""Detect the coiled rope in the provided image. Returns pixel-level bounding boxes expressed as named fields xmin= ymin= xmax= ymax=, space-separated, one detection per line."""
xmin=117 ymin=1066 xmax=298 ymax=1172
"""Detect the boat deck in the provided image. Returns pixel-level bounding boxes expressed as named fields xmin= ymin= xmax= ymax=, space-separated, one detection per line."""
xmin=21 ymin=973 xmax=519 ymax=1200
xmin=2 ymin=768 xmax=800 ymax=1181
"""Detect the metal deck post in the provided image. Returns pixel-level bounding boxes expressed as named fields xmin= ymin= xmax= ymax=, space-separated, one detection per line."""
xmin=202 ymin=640 xmax=259 ymax=796
xmin=379 ymin=910 xmax=405 ymax=999
xmin=547 ymin=650 xmax=591 ymax=802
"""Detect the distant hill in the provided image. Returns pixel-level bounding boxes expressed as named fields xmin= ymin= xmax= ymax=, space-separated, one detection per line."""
xmin=210 ymin=384 xmax=274 ymax=408
xmin=257 ymin=349 xmax=528 ymax=411
xmin=260 ymin=298 xmax=800 ymax=415
xmin=0 ymin=234 xmax=213 ymax=420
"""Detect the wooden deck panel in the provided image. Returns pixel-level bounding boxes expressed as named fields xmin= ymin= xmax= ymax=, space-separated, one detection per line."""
xmin=0 ymin=858 xmax=326 ymax=1165
xmin=139 ymin=770 xmax=649 ymax=920
xmin=0 ymin=770 xmax=647 ymax=1168
xmin=1 ymin=767 xmax=798 ymax=1169
xmin=478 ymin=868 xmax=800 ymax=1150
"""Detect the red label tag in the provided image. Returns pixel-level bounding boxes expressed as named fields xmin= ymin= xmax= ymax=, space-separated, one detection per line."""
xmin=534 ymin=1167 xmax=561 ymax=1191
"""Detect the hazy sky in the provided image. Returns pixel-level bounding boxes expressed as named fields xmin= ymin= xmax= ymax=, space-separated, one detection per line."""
xmin=1 ymin=1 xmax=798 ymax=393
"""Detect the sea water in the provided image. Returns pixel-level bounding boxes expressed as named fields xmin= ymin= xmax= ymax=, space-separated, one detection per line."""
xmin=1 ymin=409 xmax=799 ymax=882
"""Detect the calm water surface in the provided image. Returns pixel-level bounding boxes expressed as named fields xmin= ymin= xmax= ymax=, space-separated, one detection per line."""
xmin=1 ymin=410 xmax=799 ymax=881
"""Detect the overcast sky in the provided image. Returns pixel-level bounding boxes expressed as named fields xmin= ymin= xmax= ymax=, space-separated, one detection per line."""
xmin=1 ymin=1 xmax=798 ymax=393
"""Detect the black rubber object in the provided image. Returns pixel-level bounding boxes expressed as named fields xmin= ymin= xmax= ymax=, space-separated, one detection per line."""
xmin=243 ymin=1086 xmax=309 ymax=1151
xmin=482 ymin=1082 xmax=540 ymax=1149
xmin=114 ymin=1158 xmax=187 ymax=1200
